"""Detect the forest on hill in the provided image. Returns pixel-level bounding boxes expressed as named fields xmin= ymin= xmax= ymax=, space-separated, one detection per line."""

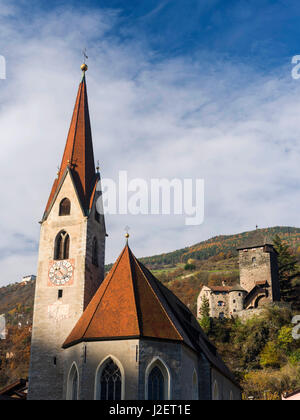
xmin=0 ymin=226 xmax=299 ymax=398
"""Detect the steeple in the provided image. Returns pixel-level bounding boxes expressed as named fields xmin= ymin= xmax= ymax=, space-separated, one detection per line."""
xmin=44 ymin=65 xmax=98 ymax=219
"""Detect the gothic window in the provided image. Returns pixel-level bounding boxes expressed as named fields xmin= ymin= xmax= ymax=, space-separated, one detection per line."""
xmin=67 ymin=364 xmax=79 ymax=400
xmin=192 ymin=370 xmax=198 ymax=400
xmin=92 ymin=238 xmax=98 ymax=267
xmin=213 ymin=380 xmax=219 ymax=400
xmin=54 ymin=231 xmax=70 ymax=260
xmin=148 ymin=366 xmax=164 ymax=400
xmin=59 ymin=198 xmax=71 ymax=216
xmin=99 ymin=359 xmax=122 ymax=401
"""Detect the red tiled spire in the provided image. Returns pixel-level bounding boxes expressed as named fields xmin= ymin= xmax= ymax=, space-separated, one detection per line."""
xmin=44 ymin=72 xmax=97 ymax=218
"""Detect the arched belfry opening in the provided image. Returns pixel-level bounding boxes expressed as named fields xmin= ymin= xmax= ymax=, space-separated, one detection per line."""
xmin=54 ymin=231 xmax=70 ymax=260
xmin=59 ymin=198 xmax=71 ymax=216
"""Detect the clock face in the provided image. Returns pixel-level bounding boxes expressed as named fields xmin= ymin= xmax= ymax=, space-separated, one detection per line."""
xmin=49 ymin=260 xmax=74 ymax=286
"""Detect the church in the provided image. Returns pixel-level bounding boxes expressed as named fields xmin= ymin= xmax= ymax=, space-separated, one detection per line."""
xmin=27 ymin=64 xmax=241 ymax=400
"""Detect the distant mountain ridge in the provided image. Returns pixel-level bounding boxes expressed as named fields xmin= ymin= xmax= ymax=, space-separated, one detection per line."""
xmin=139 ymin=226 xmax=300 ymax=268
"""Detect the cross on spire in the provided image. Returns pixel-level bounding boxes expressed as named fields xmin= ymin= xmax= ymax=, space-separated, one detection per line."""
xmin=82 ymin=48 xmax=88 ymax=64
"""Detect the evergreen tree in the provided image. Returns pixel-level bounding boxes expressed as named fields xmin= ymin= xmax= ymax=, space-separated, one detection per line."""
xmin=273 ymin=235 xmax=299 ymax=306
xmin=199 ymin=296 xmax=211 ymax=334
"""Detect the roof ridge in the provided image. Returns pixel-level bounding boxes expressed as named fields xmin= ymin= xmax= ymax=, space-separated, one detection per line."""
xmin=70 ymin=80 xmax=83 ymax=165
xmin=127 ymin=247 xmax=143 ymax=336
xmin=132 ymin=253 xmax=183 ymax=341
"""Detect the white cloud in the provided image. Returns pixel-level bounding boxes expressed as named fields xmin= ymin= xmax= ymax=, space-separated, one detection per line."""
xmin=0 ymin=4 xmax=300 ymax=286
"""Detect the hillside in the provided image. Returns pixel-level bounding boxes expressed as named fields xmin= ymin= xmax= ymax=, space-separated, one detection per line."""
xmin=140 ymin=226 xmax=300 ymax=267
xmin=0 ymin=226 xmax=299 ymax=393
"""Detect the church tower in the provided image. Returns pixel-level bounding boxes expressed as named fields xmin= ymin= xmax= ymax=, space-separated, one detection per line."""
xmin=28 ymin=65 xmax=106 ymax=400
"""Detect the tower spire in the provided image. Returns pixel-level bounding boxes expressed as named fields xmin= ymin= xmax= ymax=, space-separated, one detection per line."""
xmin=44 ymin=65 xmax=98 ymax=218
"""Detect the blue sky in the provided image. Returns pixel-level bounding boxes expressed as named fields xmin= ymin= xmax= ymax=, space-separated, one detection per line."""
xmin=1 ymin=0 xmax=300 ymax=285
xmin=29 ymin=0 xmax=300 ymax=67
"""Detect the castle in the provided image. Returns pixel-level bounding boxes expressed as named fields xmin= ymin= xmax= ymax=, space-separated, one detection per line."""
xmin=197 ymin=243 xmax=281 ymax=319
xmin=27 ymin=65 xmax=241 ymax=400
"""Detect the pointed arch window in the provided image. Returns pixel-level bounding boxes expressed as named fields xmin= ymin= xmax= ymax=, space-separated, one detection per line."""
xmin=192 ymin=370 xmax=199 ymax=400
xmin=59 ymin=198 xmax=71 ymax=216
xmin=145 ymin=358 xmax=170 ymax=400
xmin=92 ymin=238 xmax=98 ymax=267
xmin=97 ymin=358 xmax=122 ymax=400
xmin=148 ymin=366 xmax=164 ymax=400
xmin=213 ymin=380 xmax=219 ymax=400
xmin=67 ymin=364 xmax=79 ymax=400
xmin=54 ymin=231 xmax=70 ymax=260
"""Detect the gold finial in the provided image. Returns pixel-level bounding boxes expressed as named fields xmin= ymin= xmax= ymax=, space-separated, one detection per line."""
xmin=81 ymin=48 xmax=88 ymax=73
xmin=125 ymin=226 xmax=130 ymax=244
xmin=81 ymin=63 xmax=88 ymax=72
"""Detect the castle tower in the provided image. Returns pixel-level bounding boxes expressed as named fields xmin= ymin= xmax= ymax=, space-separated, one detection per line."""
xmin=28 ymin=66 xmax=106 ymax=400
xmin=238 ymin=243 xmax=280 ymax=309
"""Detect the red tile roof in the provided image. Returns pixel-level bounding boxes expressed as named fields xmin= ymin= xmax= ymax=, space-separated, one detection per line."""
xmin=62 ymin=245 xmax=239 ymax=387
xmin=208 ymin=286 xmax=232 ymax=292
xmin=43 ymin=74 xmax=97 ymax=219
xmin=63 ymin=245 xmax=183 ymax=347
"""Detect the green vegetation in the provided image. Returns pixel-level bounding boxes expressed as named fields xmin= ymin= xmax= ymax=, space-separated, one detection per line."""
xmin=205 ymin=307 xmax=300 ymax=400
xmin=273 ymin=234 xmax=300 ymax=309
xmin=198 ymin=295 xmax=211 ymax=334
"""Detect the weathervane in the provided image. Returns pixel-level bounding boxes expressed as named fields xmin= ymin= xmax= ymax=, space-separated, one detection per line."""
xmin=82 ymin=48 xmax=88 ymax=64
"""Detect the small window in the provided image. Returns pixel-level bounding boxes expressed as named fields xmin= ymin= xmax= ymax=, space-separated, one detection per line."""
xmin=92 ymin=238 xmax=98 ymax=267
xmin=252 ymin=257 xmax=256 ymax=264
xmin=53 ymin=357 xmax=57 ymax=366
xmin=219 ymin=312 xmax=225 ymax=319
xmin=218 ymin=301 xmax=224 ymax=307
xmin=59 ymin=198 xmax=71 ymax=216
xmin=58 ymin=290 xmax=63 ymax=299
xmin=95 ymin=209 xmax=100 ymax=223
xmin=233 ymin=299 xmax=236 ymax=304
